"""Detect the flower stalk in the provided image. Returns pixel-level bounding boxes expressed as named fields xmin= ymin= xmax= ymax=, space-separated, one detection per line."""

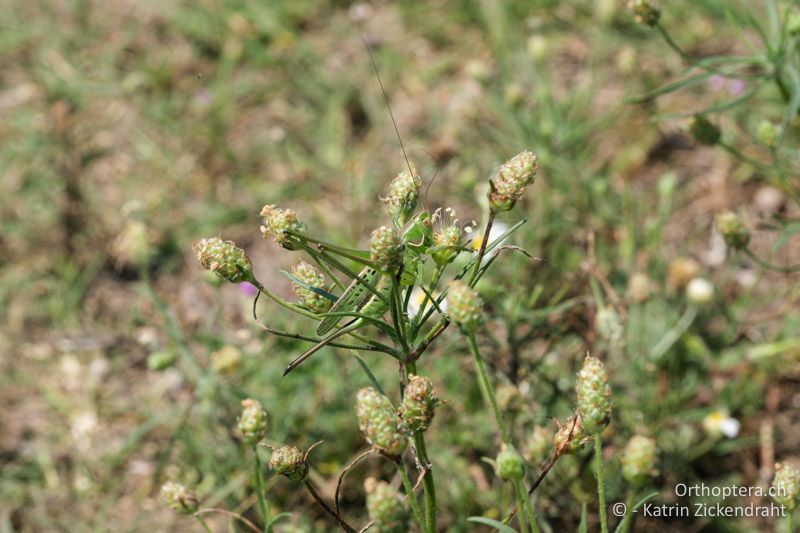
xmin=467 ymin=333 xmax=511 ymax=444
xmin=253 ymin=449 xmax=272 ymax=533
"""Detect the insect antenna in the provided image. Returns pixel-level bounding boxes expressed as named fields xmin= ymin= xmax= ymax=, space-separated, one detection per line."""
xmin=420 ymin=148 xmax=443 ymax=211
xmin=359 ymin=33 xmax=415 ymax=179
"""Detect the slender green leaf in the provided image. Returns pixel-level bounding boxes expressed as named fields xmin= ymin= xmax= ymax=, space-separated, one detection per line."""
xmin=579 ymin=503 xmax=588 ymax=533
xmin=633 ymin=491 xmax=659 ymax=510
xmin=612 ymin=492 xmax=659 ymax=533
xmin=467 ymin=516 xmax=518 ymax=533
xmin=653 ymin=86 xmax=759 ymax=120
xmin=354 ymin=353 xmax=384 ymax=395
xmin=777 ymin=66 xmax=800 ymax=144
xmin=772 ymin=222 xmax=800 ymax=253
xmin=280 ymin=270 xmax=339 ymax=302
xmin=269 ymin=512 xmax=293 ymax=527
xmin=628 ymin=71 xmax=717 ymax=104
xmin=721 ymin=1 xmax=768 ymax=49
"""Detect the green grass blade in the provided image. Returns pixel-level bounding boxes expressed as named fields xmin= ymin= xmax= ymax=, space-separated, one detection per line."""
xmin=579 ymin=503 xmax=588 ymax=533
xmin=280 ymin=270 xmax=339 ymax=302
xmin=468 ymin=516 xmax=518 ymax=533
xmin=354 ymin=353 xmax=385 ymax=395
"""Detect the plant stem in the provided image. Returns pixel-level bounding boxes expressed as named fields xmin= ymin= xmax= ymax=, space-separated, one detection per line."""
xmin=251 ymin=280 xmax=320 ymax=320
xmin=787 ymin=509 xmax=793 ymax=533
xmin=718 ymin=141 xmax=772 ymax=174
xmin=513 ymin=479 xmax=538 ymax=533
xmin=469 ymin=211 xmax=496 ymax=285
xmin=398 ymin=462 xmax=426 ymax=532
xmin=503 ymin=453 xmax=561 ymax=524
xmin=619 ymin=490 xmax=635 ymax=533
xmin=467 ymin=334 xmax=511 ymax=444
xmin=141 ymin=268 xmax=203 ymax=383
xmin=255 ymin=321 xmax=393 ymax=355
xmin=595 ymin=433 xmax=608 ymax=533
xmin=303 ymin=480 xmax=358 ymax=533
xmin=513 ymin=483 xmax=530 ymax=533
xmin=744 ymin=247 xmax=800 ymax=273
xmin=655 ymin=23 xmax=743 ymax=79
xmin=392 ymin=278 xmax=411 ymax=353
xmin=309 ymin=252 xmax=346 ymax=291
xmin=312 ymin=247 xmax=389 ymax=303
xmin=195 ymin=508 xmax=261 ymax=533
xmin=253 ymin=448 xmax=272 ymax=532
xmin=406 ymin=361 xmax=437 ymax=533
xmin=195 ymin=516 xmax=214 ymax=533
xmin=413 ymin=432 xmax=437 ymax=533
xmin=649 ymin=305 xmax=698 ymax=361
xmin=412 ymin=266 xmax=443 ymax=337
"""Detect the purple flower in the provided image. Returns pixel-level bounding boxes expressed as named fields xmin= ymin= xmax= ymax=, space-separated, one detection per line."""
xmin=194 ymin=88 xmax=213 ymax=106
xmin=708 ymin=76 xmax=746 ymax=96
xmin=240 ymin=281 xmax=257 ymax=297
xmin=727 ymin=79 xmax=746 ymax=96
xmin=708 ymin=75 xmax=726 ymax=92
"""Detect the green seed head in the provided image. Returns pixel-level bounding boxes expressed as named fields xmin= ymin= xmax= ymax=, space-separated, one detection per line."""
xmin=211 ymin=345 xmax=241 ymax=374
xmin=773 ymin=463 xmax=800 ymax=510
xmin=689 ymin=115 xmax=721 ymax=146
xmin=628 ymin=0 xmax=661 ymax=26
xmin=788 ymin=10 xmax=800 ymax=35
xmin=193 ymin=237 xmax=253 ymax=283
xmin=382 ymin=167 xmax=422 ymax=225
xmin=496 ymin=445 xmax=526 ymax=481
xmin=595 ymin=307 xmax=624 ymax=350
xmin=554 ymin=415 xmax=587 ymax=455
xmin=115 ymin=219 xmax=152 ymax=268
xmin=369 ymin=226 xmax=403 ymax=275
xmin=238 ymin=398 xmax=268 ymax=446
xmin=715 ymin=210 xmax=750 ymax=250
xmin=269 ymin=445 xmax=308 ymax=481
xmin=432 ymin=224 xmax=463 ymax=267
xmin=622 ymin=435 xmax=658 ymax=487
xmin=757 ymin=119 xmax=778 ymax=147
xmin=364 ymin=478 xmax=410 ymax=533
xmin=356 ymin=388 xmax=408 ymax=459
xmin=260 ymin=204 xmax=307 ymax=250
xmin=496 ymin=382 xmax=524 ymax=415
xmin=147 ymin=350 xmax=176 ymax=371
xmin=291 ymin=261 xmax=332 ymax=313
xmin=161 ymin=481 xmax=199 ymax=514
xmin=447 ymin=280 xmax=484 ymax=334
xmin=627 ymin=272 xmax=652 ymax=303
xmin=525 ymin=425 xmax=554 ymax=465
xmin=488 ymin=151 xmax=538 ymax=212
xmin=399 ymin=374 xmax=438 ymax=432
xmin=576 ymin=356 xmax=612 ymax=435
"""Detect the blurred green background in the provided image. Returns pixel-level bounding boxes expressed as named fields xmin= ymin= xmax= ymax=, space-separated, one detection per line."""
xmin=2 ymin=0 xmax=800 ymax=531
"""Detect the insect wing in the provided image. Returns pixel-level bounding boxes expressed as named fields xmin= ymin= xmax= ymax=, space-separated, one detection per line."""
xmin=316 ymin=267 xmax=379 ymax=335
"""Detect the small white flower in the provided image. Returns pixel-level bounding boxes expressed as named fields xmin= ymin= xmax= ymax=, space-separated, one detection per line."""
xmin=719 ymin=418 xmax=741 ymax=438
xmin=71 ymin=410 xmax=98 ymax=451
xmin=686 ymin=277 xmax=713 ymax=306
xmin=472 ymin=221 xmax=510 ymax=265
xmin=703 ymin=410 xmax=740 ymax=439
xmin=408 ymin=287 xmax=447 ymax=319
